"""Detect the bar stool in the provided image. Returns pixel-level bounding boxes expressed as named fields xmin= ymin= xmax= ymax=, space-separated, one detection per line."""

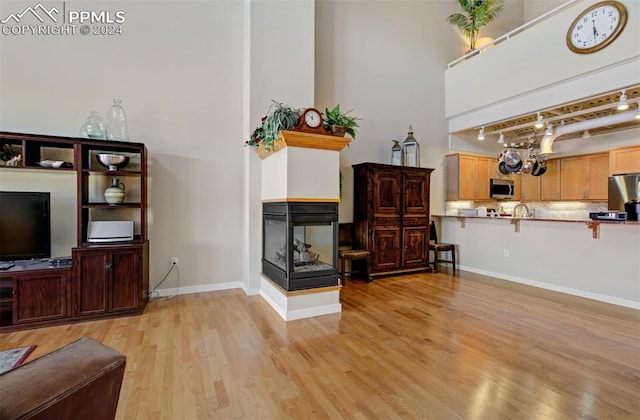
xmin=338 ymin=223 xmax=371 ymax=284
xmin=429 ymin=220 xmax=456 ymax=273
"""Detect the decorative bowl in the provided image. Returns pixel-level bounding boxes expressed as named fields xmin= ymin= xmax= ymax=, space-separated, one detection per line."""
xmin=97 ymin=153 xmax=129 ymax=171
xmin=37 ymin=160 xmax=64 ymax=168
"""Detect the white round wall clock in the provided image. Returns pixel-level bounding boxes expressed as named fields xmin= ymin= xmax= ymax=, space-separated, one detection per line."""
xmin=566 ymin=1 xmax=628 ymax=54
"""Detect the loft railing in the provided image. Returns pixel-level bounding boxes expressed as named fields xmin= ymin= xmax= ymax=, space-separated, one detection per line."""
xmin=447 ymin=0 xmax=580 ymax=69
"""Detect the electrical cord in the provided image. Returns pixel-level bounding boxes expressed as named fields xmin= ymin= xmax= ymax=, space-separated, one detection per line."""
xmin=148 ymin=262 xmax=180 ymax=300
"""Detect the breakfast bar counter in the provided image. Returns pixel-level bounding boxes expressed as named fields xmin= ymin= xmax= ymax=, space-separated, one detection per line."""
xmin=429 ymin=214 xmax=640 ymax=309
xmin=432 ymin=214 xmax=640 ymax=238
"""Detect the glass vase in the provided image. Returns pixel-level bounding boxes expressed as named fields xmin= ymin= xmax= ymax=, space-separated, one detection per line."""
xmin=106 ymin=99 xmax=129 ymax=141
xmin=79 ymin=111 xmax=106 ymax=140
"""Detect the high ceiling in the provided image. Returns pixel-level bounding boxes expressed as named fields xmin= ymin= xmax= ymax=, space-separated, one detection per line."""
xmin=464 ymin=85 xmax=640 ymax=144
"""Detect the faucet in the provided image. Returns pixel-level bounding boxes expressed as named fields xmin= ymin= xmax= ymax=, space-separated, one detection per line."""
xmin=513 ymin=203 xmax=534 ymax=218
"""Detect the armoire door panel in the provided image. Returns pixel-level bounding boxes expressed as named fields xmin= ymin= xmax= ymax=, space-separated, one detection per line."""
xmin=403 ymin=172 xmax=429 ymax=213
xmin=403 ymin=227 xmax=428 ymax=267
xmin=372 ymin=228 xmax=401 ymax=271
xmin=372 ymin=171 xmax=402 ymax=214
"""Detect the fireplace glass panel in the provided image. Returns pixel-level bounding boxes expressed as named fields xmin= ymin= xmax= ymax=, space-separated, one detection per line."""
xmin=293 ymin=223 xmax=334 ymax=273
xmin=262 ymin=202 xmax=338 ymax=291
xmin=264 ymin=217 xmax=286 ymax=271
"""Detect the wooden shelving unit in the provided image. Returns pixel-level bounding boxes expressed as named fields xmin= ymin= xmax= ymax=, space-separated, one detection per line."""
xmin=0 ymin=131 xmax=149 ymax=332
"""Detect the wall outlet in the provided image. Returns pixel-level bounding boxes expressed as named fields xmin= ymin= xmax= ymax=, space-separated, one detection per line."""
xmin=171 ymin=257 xmax=179 ymax=266
xmin=503 ymin=249 xmax=509 ymax=257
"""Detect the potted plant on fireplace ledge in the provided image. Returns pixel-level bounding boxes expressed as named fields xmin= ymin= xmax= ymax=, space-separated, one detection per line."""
xmin=246 ymin=100 xmax=299 ymax=152
xmin=323 ymin=104 xmax=359 ymax=139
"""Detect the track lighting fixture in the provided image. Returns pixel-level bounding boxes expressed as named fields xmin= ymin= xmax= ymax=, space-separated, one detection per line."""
xmin=534 ymin=112 xmax=544 ymax=129
xmin=636 ymin=106 xmax=640 ymax=120
xmin=617 ymin=90 xmax=629 ymax=111
xmin=544 ymin=123 xmax=554 ymax=136
xmin=582 ymin=130 xmax=591 ymax=139
xmin=477 ymin=127 xmax=485 ymax=141
xmin=497 ymin=132 xmax=504 ymax=144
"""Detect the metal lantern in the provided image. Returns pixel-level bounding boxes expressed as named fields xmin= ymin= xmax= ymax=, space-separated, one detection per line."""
xmin=391 ymin=140 xmax=402 ymax=166
xmin=402 ymin=125 xmax=420 ymax=167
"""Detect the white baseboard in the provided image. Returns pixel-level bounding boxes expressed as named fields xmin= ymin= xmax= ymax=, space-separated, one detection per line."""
xmin=258 ymin=275 xmax=342 ymax=321
xmin=150 ymin=278 xmax=343 ymax=321
xmin=458 ymin=265 xmax=640 ymax=310
xmin=151 ymin=281 xmax=243 ymax=298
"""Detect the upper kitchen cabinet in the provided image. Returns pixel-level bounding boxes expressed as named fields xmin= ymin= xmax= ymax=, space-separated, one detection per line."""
xmin=609 ymin=145 xmax=640 ymax=175
xmin=560 ymin=153 xmax=608 ymax=200
xmin=446 ymin=153 xmax=492 ymax=201
xmin=540 ymin=159 xmax=561 ymax=201
xmin=519 ymin=174 xmax=540 ymax=202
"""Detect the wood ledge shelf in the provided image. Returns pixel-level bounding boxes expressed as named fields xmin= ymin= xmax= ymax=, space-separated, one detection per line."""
xmin=256 ymin=130 xmax=351 ymax=159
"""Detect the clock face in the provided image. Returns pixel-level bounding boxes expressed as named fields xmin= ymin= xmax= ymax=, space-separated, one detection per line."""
xmin=304 ymin=109 xmax=322 ymax=128
xmin=566 ymin=1 xmax=627 ymax=54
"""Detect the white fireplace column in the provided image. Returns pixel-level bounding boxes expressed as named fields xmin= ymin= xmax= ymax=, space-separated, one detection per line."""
xmin=257 ymin=130 xmax=350 ymax=321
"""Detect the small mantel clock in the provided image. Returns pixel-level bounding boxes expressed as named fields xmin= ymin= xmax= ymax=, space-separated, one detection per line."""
xmin=293 ymin=108 xmax=328 ymax=135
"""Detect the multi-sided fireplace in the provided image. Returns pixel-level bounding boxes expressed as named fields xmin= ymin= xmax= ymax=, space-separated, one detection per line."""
xmin=262 ymin=202 xmax=338 ymax=291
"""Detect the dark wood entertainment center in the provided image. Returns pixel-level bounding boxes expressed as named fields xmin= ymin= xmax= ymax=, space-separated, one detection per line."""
xmin=0 ymin=132 xmax=149 ymax=332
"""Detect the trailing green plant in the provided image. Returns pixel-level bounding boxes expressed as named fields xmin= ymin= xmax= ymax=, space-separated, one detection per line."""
xmin=246 ymin=100 xmax=300 ymax=151
xmin=0 ymin=144 xmax=19 ymax=162
xmin=323 ymin=104 xmax=359 ymax=139
xmin=447 ymin=0 xmax=504 ymax=51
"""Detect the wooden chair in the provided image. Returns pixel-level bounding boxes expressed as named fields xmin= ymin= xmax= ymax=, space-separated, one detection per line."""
xmin=338 ymin=223 xmax=371 ymax=284
xmin=429 ymin=220 xmax=456 ymax=273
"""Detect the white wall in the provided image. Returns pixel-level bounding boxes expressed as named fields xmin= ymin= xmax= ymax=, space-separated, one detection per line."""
xmin=1 ymin=1 xmax=245 ymax=290
xmin=315 ymin=0 xmax=526 ymax=219
xmin=243 ymin=0 xmax=316 ymax=294
xmin=445 ymin=0 xmax=640 ymax=120
xmin=440 ymin=217 xmax=640 ymax=308
xmin=5 ymin=0 xmax=602 ymax=297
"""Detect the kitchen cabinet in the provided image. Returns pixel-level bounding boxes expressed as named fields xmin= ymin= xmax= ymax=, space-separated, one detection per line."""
xmin=609 ymin=145 xmax=640 ymax=175
xmin=73 ymin=244 xmax=147 ymax=316
xmin=541 ymin=159 xmax=561 ymax=201
xmin=519 ymin=174 xmax=540 ymax=201
xmin=561 ymin=153 xmax=608 ymax=200
xmin=446 ymin=153 xmax=492 ymax=201
xmin=353 ymin=163 xmax=433 ymax=277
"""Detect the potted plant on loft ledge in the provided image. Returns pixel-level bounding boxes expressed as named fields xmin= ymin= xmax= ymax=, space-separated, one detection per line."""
xmin=447 ymin=0 xmax=504 ymax=51
xmin=323 ymin=104 xmax=359 ymax=139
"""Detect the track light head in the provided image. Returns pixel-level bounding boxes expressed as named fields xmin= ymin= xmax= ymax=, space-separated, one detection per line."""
xmin=497 ymin=132 xmax=504 ymax=144
xmin=477 ymin=127 xmax=485 ymax=141
xmin=617 ymin=90 xmax=629 ymax=111
xmin=544 ymin=123 xmax=554 ymax=136
xmin=534 ymin=112 xmax=544 ymax=129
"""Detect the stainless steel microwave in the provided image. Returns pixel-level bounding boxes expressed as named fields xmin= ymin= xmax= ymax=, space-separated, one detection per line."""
xmin=490 ymin=178 xmax=514 ymax=199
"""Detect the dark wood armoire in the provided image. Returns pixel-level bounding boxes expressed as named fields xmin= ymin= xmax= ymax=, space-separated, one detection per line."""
xmin=352 ymin=162 xmax=434 ymax=278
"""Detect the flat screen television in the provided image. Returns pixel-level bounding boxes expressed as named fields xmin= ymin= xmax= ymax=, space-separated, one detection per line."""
xmin=0 ymin=191 xmax=51 ymax=262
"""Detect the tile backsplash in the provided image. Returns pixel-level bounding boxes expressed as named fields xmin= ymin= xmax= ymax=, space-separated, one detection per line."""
xmin=445 ymin=200 xmax=609 ymax=220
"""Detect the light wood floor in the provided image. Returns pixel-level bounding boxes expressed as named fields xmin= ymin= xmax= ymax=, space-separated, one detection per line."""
xmin=1 ymin=269 xmax=639 ymax=419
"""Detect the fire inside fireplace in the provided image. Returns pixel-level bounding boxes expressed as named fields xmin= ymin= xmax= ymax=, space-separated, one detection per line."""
xmin=262 ymin=202 xmax=338 ymax=291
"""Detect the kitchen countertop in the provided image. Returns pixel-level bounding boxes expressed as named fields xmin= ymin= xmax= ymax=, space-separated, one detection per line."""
xmin=432 ymin=214 xmax=640 ymax=225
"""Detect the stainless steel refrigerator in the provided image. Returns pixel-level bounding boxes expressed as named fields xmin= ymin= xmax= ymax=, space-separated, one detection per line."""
xmin=608 ymin=173 xmax=640 ymax=211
